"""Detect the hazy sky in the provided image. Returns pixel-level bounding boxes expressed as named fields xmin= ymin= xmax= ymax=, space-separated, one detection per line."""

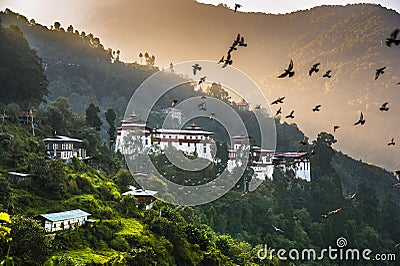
xmin=0 ymin=0 xmax=399 ymax=27
xmin=196 ymin=0 xmax=400 ymax=14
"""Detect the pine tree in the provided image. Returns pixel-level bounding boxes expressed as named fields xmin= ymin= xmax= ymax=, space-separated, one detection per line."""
xmin=85 ymin=103 xmax=102 ymax=131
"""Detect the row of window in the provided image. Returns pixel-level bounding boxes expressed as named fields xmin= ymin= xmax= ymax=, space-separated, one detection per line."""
xmin=46 ymin=143 xmax=75 ymax=150
xmin=156 ymin=134 xmax=210 ymax=140
xmin=166 ymin=142 xmax=208 ymax=154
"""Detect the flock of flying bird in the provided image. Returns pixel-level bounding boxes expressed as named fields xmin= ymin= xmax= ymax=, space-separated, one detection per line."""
xmin=167 ymin=4 xmax=400 ymax=225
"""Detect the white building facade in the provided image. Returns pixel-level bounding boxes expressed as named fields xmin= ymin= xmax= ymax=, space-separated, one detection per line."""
xmin=36 ymin=209 xmax=91 ymax=233
xmin=227 ymin=136 xmax=311 ymax=182
xmin=43 ymin=135 xmax=86 ymax=160
xmin=115 ymin=114 xmax=214 ymax=161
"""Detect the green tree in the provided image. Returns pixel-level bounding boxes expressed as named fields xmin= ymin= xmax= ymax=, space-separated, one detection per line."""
xmin=9 ymin=215 xmax=52 ymax=265
xmin=53 ymin=21 xmax=61 ymax=30
xmin=105 ymin=107 xmax=117 ymax=147
xmin=0 ymin=178 xmax=11 ymax=212
xmin=139 ymin=52 xmax=143 ymax=64
xmin=33 ymin=159 xmax=68 ymax=199
xmin=0 ymin=212 xmax=12 ymax=250
xmin=40 ymin=97 xmax=85 ymax=135
xmin=0 ymin=24 xmax=49 ymax=107
xmin=66 ymin=25 xmax=73 ymax=33
xmin=85 ymin=103 xmax=102 ymax=131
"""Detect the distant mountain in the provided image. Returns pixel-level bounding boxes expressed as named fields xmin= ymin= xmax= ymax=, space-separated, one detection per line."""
xmin=74 ymin=0 xmax=400 ymax=171
xmin=0 ymin=7 xmax=397 ymax=204
xmin=0 ymin=9 xmax=157 ymax=116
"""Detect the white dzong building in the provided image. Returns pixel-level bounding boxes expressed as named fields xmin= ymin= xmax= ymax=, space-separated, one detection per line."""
xmin=115 ymin=116 xmax=311 ymax=182
xmin=151 ymin=124 xmax=214 ymax=160
xmin=272 ymin=152 xmax=311 ymax=182
xmin=115 ymin=114 xmax=214 ymax=160
xmin=227 ymin=135 xmax=275 ymax=180
xmin=115 ymin=113 xmax=151 ymax=154
xmin=227 ymin=135 xmax=311 ymax=182
xmin=251 ymin=146 xmax=275 ymax=180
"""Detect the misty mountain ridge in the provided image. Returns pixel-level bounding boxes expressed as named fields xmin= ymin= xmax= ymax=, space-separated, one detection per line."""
xmin=1 ymin=2 xmax=400 ymax=170
xmin=72 ymin=0 xmax=400 ymax=171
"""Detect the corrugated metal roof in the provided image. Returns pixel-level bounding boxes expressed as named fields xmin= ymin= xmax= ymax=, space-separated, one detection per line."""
xmin=43 ymin=135 xmax=83 ymax=143
xmin=39 ymin=209 xmax=91 ymax=222
xmin=122 ymin=187 xmax=158 ymax=197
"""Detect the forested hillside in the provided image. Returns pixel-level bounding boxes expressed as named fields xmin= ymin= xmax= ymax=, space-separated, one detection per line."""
xmin=1 ymin=7 xmax=400 ymax=265
xmin=0 ymin=9 xmax=157 ymax=116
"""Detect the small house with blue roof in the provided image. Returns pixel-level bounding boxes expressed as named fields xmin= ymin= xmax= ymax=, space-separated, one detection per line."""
xmin=36 ymin=209 xmax=92 ymax=232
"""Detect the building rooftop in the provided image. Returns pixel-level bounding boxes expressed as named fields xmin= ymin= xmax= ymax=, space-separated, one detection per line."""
xmin=122 ymin=186 xmax=158 ymax=197
xmin=43 ymin=135 xmax=83 ymax=143
xmin=152 ymin=127 xmax=214 ymax=136
xmin=274 ymin=151 xmax=308 ymax=159
xmin=38 ymin=209 xmax=91 ymax=222
xmin=8 ymin=171 xmax=31 ymax=177
xmin=237 ymin=98 xmax=249 ymax=106
xmin=121 ymin=113 xmax=146 ymax=124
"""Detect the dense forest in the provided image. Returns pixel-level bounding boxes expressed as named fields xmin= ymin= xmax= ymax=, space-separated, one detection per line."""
xmin=0 ymin=8 xmax=400 ymax=266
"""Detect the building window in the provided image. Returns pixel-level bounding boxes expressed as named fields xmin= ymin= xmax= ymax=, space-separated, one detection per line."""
xmin=204 ymin=147 xmax=207 ymax=154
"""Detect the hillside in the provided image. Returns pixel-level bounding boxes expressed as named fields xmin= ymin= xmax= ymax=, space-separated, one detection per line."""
xmin=1 ymin=6 xmax=400 ymax=265
xmin=0 ymin=9 xmax=157 ymax=116
xmin=68 ymin=0 xmax=400 ymax=171
xmin=2 ymin=3 xmax=400 ymax=169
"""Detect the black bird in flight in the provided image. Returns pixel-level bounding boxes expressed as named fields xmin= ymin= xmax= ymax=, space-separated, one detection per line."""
xmin=309 ymin=63 xmax=320 ymax=76
xmin=218 ymin=55 xmax=224 ymax=64
xmin=222 ymin=53 xmax=233 ymax=68
xmin=388 ymin=138 xmax=395 ymax=146
xmin=233 ymin=34 xmax=241 ymax=46
xmin=285 ymin=110 xmax=295 ymax=119
xmin=198 ymin=102 xmax=206 ymax=111
xmin=198 ymin=76 xmax=206 ymax=85
xmin=277 ymin=60 xmax=295 ymax=78
xmin=353 ymin=112 xmax=365 ymax=126
xmin=271 ymin=96 xmax=285 ymax=105
xmin=386 ymin=28 xmax=400 ymax=47
xmin=234 ymin=3 xmax=242 ymax=13
xmin=171 ymin=100 xmax=178 ymax=107
xmin=375 ymin=66 xmax=386 ymax=80
xmin=322 ymin=70 xmax=332 ymax=78
xmin=379 ymin=102 xmax=389 ymax=111
xmin=275 ymin=107 xmax=282 ymax=117
xmin=333 ymin=125 xmax=340 ymax=133
xmin=192 ymin=64 xmax=202 ymax=75
xmin=238 ymin=36 xmax=247 ymax=47
xmin=313 ymin=104 xmax=321 ymax=112
xmin=228 ymin=45 xmax=238 ymax=53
